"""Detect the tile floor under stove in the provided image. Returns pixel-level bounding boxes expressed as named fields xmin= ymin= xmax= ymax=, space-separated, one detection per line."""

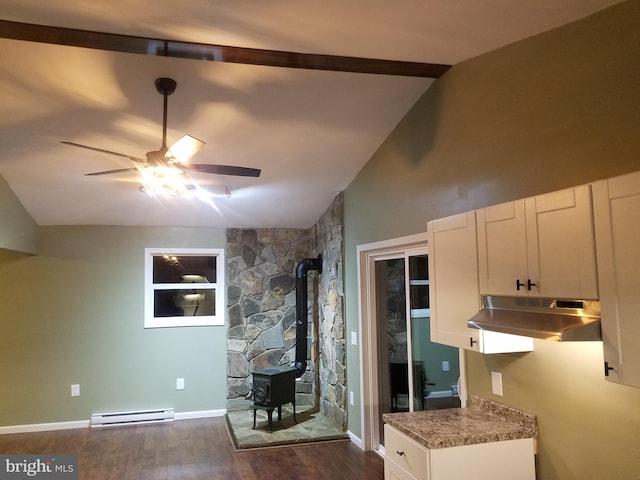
xmin=225 ymin=405 xmax=349 ymax=450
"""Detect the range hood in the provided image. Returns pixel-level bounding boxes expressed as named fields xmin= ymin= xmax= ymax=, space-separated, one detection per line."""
xmin=468 ymin=295 xmax=602 ymax=341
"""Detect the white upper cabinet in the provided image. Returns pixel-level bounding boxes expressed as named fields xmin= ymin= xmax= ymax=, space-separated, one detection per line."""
xmin=477 ymin=185 xmax=598 ymax=299
xmin=428 ymin=212 xmax=533 ymax=353
xmin=592 ymin=170 xmax=640 ymax=388
xmin=476 ymin=200 xmax=528 ymax=295
xmin=428 ymin=212 xmax=480 ymax=351
xmin=429 ymin=171 xmax=640 ymax=382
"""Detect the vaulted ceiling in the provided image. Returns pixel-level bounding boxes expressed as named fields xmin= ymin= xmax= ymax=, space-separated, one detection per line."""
xmin=0 ymin=0 xmax=624 ymax=227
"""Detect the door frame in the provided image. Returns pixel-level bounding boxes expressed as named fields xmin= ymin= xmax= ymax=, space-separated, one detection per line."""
xmin=356 ymin=232 xmax=468 ymax=454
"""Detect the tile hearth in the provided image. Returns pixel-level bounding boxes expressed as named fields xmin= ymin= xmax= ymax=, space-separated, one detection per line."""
xmin=226 ymin=405 xmax=348 ymax=450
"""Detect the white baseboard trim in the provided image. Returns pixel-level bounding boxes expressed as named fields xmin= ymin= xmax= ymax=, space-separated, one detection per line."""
xmin=0 ymin=409 xmax=227 ymax=435
xmin=0 ymin=420 xmax=90 ymax=435
xmin=348 ymin=430 xmax=364 ymax=450
xmin=174 ymin=409 xmax=226 ymax=420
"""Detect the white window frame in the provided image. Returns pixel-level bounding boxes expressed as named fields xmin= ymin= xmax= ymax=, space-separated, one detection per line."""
xmin=144 ymin=247 xmax=225 ymax=328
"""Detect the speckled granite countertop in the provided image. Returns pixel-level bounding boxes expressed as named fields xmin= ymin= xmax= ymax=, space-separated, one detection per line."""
xmin=383 ymin=395 xmax=536 ymax=449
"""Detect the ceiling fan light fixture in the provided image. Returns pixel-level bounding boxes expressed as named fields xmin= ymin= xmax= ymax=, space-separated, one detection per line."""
xmin=139 ymin=165 xmax=188 ymax=196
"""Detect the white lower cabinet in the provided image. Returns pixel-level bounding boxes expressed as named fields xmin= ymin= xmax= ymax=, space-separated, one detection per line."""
xmin=385 ymin=424 xmax=430 ymax=480
xmin=384 ymin=425 xmax=536 ymax=480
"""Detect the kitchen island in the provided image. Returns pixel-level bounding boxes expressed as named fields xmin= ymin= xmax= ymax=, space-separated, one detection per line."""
xmin=383 ymin=396 xmax=536 ymax=480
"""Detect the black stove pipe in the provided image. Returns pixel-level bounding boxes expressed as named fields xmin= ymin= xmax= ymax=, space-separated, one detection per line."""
xmin=294 ymin=254 xmax=322 ymax=377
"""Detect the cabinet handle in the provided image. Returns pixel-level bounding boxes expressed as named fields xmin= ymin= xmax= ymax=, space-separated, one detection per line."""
xmin=527 ymin=279 xmax=537 ymax=291
xmin=604 ymin=362 xmax=615 ymax=376
xmin=396 ymin=451 xmax=405 ymax=457
xmin=470 ymin=337 xmax=477 ymax=347
xmin=516 ymin=279 xmax=525 ymax=291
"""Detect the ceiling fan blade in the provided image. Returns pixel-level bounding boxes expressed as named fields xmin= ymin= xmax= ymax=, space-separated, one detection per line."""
xmin=185 ymin=164 xmax=261 ymax=178
xmin=61 ymin=141 xmax=146 ymax=163
xmin=167 ymin=134 xmax=205 ymax=163
xmin=85 ymin=167 xmax=138 ymax=176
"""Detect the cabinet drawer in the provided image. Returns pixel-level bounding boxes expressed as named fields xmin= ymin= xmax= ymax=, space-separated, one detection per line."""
xmin=385 ymin=455 xmax=419 ymax=480
xmin=385 ymin=425 xmax=429 ymax=480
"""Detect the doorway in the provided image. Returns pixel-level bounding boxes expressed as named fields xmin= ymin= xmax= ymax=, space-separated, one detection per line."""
xmin=357 ymin=234 xmax=464 ymax=454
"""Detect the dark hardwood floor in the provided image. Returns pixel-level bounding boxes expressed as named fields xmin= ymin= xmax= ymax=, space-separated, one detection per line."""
xmin=0 ymin=417 xmax=384 ymax=480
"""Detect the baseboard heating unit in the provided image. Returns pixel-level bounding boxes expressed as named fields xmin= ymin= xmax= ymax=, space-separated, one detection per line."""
xmin=90 ymin=408 xmax=174 ymax=428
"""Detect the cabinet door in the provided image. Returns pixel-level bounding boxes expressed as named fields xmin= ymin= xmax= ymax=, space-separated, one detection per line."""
xmin=593 ymin=172 xmax=640 ymax=388
xmin=477 ymin=200 xmax=528 ymax=295
xmin=478 ymin=185 xmax=598 ymax=299
xmin=428 ymin=212 xmax=480 ymax=351
xmin=526 ymin=184 xmax=598 ymax=299
xmin=385 ymin=459 xmax=419 ymax=480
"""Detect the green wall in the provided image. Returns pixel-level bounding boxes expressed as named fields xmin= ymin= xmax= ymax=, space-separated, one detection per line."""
xmin=411 ymin=317 xmax=460 ymax=393
xmin=344 ymin=1 xmax=640 ymax=479
xmin=0 ymin=174 xmax=37 ymax=254
xmin=0 ymin=225 xmax=228 ymax=426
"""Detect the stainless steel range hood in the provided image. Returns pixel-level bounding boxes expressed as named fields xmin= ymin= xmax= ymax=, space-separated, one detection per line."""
xmin=468 ymin=295 xmax=602 ymax=341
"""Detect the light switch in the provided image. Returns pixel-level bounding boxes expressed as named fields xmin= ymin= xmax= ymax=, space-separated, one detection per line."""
xmin=491 ymin=371 xmax=503 ymax=396
xmin=351 ymin=331 xmax=358 ymax=346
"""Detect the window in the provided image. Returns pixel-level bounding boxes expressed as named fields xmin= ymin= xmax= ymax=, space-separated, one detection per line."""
xmin=144 ymin=248 xmax=225 ymax=328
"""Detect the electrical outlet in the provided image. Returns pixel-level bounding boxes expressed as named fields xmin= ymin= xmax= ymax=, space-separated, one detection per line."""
xmin=71 ymin=384 xmax=80 ymax=397
xmin=491 ymin=371 xmax=503 ymax=396
xmin=442 ymin=360 xmax=450 ymax=372
xmin=176 ymin=378 xmax=185 ymax=390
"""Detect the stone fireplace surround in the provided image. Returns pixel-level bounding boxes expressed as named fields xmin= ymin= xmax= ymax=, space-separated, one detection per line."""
xmin=225 ymin=193 xmax=346 ymax=431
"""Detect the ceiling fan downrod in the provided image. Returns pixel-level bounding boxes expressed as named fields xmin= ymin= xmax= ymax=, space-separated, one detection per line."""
xmin=155 ymin=77 xmax=177 ymax=151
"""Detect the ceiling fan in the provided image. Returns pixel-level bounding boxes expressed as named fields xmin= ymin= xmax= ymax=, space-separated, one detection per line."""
xmin=62 ymin=77 xmax=261 ymax=190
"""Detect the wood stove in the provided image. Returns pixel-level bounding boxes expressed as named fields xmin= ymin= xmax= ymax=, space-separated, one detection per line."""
xmin=251 ymin=366 xmax=297 ymax=432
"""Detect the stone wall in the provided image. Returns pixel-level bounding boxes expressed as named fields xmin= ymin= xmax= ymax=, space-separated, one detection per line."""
xmin=311 ymin=193 xmax=346 ymax=430
xmin=226 ymin=228 xmax=314 ymax=411
xmin=225 ymin=193 xmax=346 ymax=430
xmin=382 ymin=258 xmax=408 ymax=363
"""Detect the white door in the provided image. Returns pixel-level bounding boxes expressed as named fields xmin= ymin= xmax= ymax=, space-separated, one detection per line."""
xmin=357 ymin=234 xmax=463 ymax=454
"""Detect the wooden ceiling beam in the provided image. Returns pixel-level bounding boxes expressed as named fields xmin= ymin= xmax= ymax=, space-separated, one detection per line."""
xmin=0 ymin=20 xmax=451 ymax=78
